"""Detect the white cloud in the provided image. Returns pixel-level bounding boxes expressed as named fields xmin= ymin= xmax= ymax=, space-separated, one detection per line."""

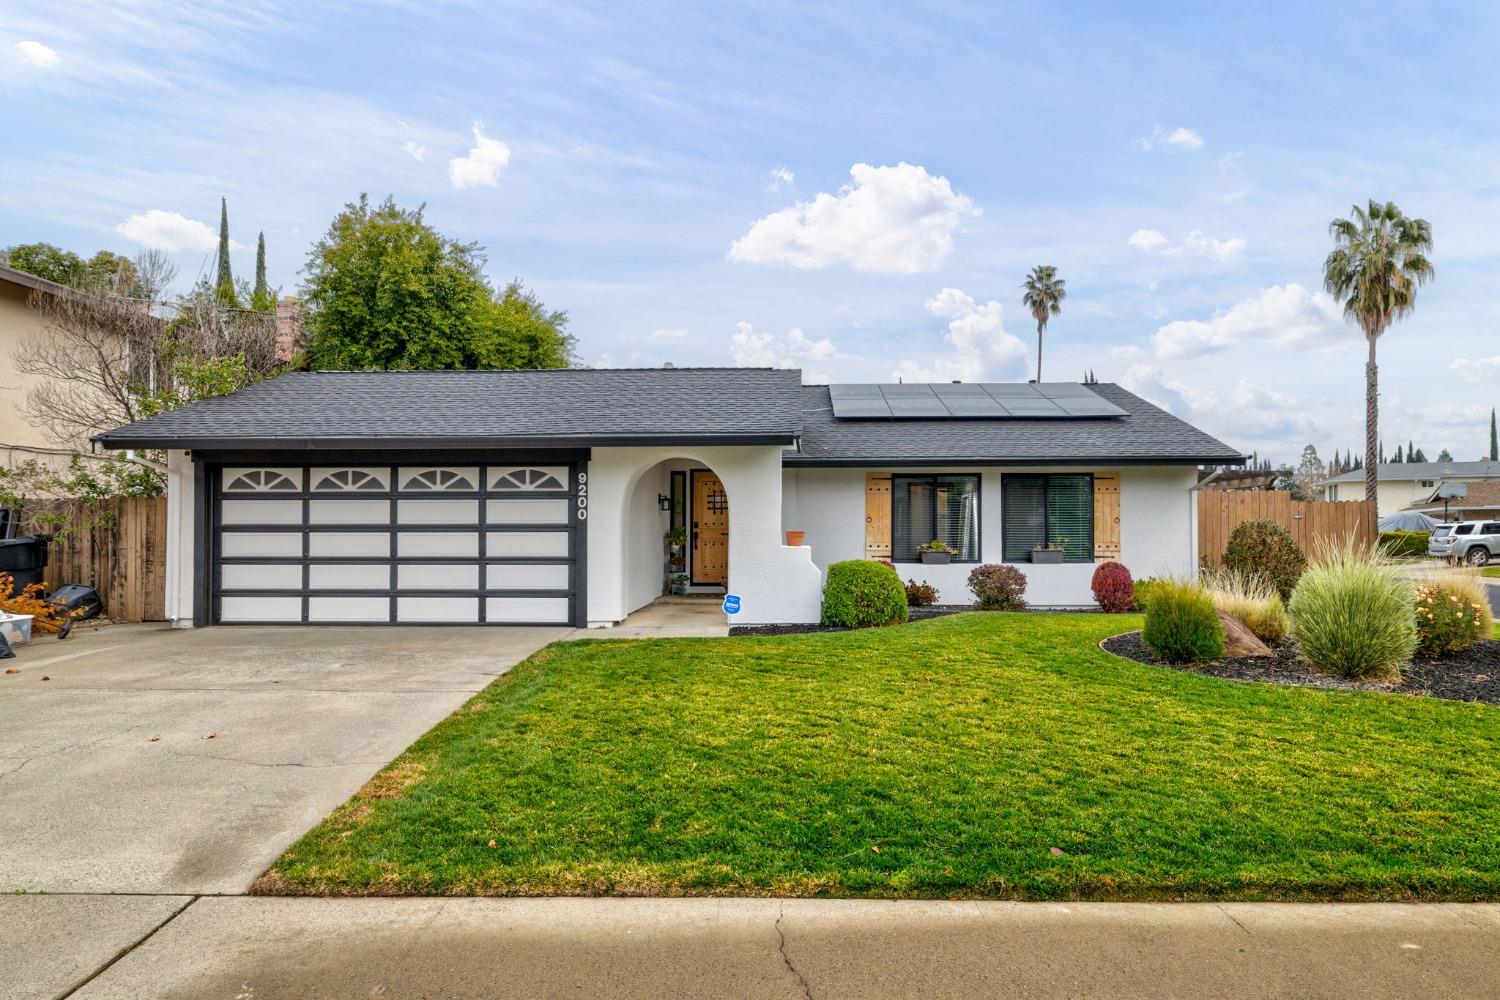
xmin=402 ymin=141 xmax=427 ymax=162
xmin=1136 ymin=124 xmax=1204 ymax=152
xmin=728 ymin=162 xmax=979 ymax=274
xmin=1127 ymin=228 xmax=1168 ymax=252
xmin=892 ymin=288 xmax=1028 ymax=383
xmin=1121 ymin=365 xmax=1317 ymax=444
xmin=448 ymin=121 xmax=511 ymax=189
xmin=114 ymin=209 xmax=223 ymax=252
xmin=1110 ymin=344 xmax=1146 ymax=361
xmin=1449 ymin=354 xmax=1500 ymax=384
xmin=650 ymin=327 xmax=688 ymax=342
xmin=762 ymin=166 xmax=795 ymax=192
xmin=15 ymin=41 xmax=59 ymax=68
xmin=1128 ymin=228 xmax=1245 ymax=258
xmin=730 ymin=322 xmax=839 ymax=381
xmin=1151 ymin=283 xmax=1346 ymax=360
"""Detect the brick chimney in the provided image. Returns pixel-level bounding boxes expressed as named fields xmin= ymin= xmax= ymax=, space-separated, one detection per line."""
xmin=274 ymin=295 xmax=307 ymax=361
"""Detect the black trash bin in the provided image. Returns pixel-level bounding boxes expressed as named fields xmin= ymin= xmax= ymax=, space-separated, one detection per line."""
xmin=0 ymin=535 xmax=50 ymax=593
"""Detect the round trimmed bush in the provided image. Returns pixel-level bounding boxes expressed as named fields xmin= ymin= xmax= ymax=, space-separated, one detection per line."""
xmin=1222 ymin=520 xmax=1307 ymax=601
xmin=1379 ymin=530 xmax=1431 ymax=558
xmin=821 ymin=559 xmax=909 ymax=628
xmin=1091 ymin=561 xmax=1134 ymax=613
xmin=1142 ymin=578 xmax=1225 ymax=663
xmin=967 ymin=563 xmax=1027 ymax=610
xmin=1287 ymin=540 xmax=1416 ymax=679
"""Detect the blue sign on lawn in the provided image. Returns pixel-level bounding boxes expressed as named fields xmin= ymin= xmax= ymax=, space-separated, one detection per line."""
xmin=722 ymin=594 xmax=741 ymax=615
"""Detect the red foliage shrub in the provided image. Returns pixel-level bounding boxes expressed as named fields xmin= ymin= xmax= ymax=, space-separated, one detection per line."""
xmin=1090 ymin=561 xmax=1135 ymax=613
xmin=967 ymin=564 xmax=1027 ymax=610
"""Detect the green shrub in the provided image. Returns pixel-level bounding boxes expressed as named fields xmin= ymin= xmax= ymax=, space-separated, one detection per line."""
xmin=904 ymin=579 xmax=937 ymax=608
xmin=1142 ymin=578 xmax=1225 ymax=663
xmin=1413 ymin=579 xmax=1490 ymax=657
xmin=1202 ymin=568 xmax=1289 ymax=644
xmin=1379 ymin=530 xmax=1431 ymax=558
xmin=1287 ymin=539 xmax=1416 ymax=679
xmin=1222 ymin=520 xmax=1307 ymax=601
xmin=967 ymin=564 xmax=1027 ymax=610
xmin=821 ymin=560 xmax=909 ymax=628
xmin=1131 ymin=576 xmax=1168 ymax=612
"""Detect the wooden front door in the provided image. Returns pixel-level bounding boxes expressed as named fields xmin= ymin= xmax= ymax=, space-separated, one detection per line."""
xmin=691 ymin=470 xmax=729 ymax=587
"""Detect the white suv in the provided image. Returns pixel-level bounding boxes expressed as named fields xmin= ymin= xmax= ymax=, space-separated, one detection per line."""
xmin=1429 ymin=520 xmax=1500 ymax=566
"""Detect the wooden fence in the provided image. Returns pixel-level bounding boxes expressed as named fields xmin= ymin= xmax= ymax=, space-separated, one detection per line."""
xmin=17 ymin=497 xmax=168 ymax=622
xmin=1197 ymin=490 xmax=1376 ymax=569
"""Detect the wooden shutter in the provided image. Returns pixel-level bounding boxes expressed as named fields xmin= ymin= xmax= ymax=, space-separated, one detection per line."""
xmin=865 ymin=472 xmax=891 ymax=559
xmin=1093 ymin=472 xmax=1120 ymax=561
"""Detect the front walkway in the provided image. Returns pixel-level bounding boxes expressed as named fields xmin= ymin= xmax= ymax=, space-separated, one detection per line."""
xmin=593 ymin=596 xmax=730 ymax=638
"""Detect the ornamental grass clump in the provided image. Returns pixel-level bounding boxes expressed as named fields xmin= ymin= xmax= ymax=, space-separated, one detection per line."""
xmin=820 ymin=560 xmax=908 ymax=628
xmin=1201 ymin=568 xmax=1289 ymax=644
xmin=1411 ymin=567 xmax=1492 ymax=658
xmin=1141 ymin=577 xmax=1225 ymax=664
xmin=1287 ymin=537 xmax=1416 ymax=679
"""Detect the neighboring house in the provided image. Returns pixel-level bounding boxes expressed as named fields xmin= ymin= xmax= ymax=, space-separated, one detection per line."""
xmin=0 ymin=264 xmax=73 ymax=465
xmin=1399 ymin=480 xmax=1500 ymax=523
xmin=93 ymin=369 xmax=1243 ymax=627
xmin=1319 ymin=462 xmax=1500 ymax=518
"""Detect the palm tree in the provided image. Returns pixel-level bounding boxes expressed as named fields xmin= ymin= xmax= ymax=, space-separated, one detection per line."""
xmin=1021 ymin=265 xmax=1066 ymax=383
xmin=1323 ymin=201 xmax=1433 ymax=503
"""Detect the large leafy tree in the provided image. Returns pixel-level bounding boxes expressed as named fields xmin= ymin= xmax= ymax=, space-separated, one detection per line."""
xmin=1021 ymin=265 xmax=1065 ymax=383
xmin=302 ymin=194 xmax=575 ymax=370
xmin=1323 ymin=200 xmax=1433 ymax=503
xmin=3 ymin=243 xmax=140 ymax=294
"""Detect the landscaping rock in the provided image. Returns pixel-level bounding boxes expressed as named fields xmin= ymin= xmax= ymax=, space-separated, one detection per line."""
xmin=1217 ymin=611 xmax=1272 ymax=658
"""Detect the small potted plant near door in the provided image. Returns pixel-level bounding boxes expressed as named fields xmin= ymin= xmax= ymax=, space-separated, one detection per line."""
xmin=664 ymin=527 xmax=687 ymax=554
xmin=1030 ymin=537 xmax=1066 ymax=564
xmin=919 ymin=539 xmax=956 ymax=565
xmin=668 ymin=572 xmax=690 ymax=596
xmin=785 ymin=529 xmax=806 ymax=546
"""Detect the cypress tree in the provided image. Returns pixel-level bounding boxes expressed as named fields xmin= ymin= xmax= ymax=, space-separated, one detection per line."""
xmin=1491 ymin=408 xmax=1497 ymax=461
xmin=214 ymin=197 xmax=239 ymax=308
xmin=251 ymin=231 xmax=273 ymax=311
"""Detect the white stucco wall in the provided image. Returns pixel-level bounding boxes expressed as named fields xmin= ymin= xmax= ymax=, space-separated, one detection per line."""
xmin=164 ymin=449 xmax=196 ymax=627
xmin=586 ymin=445 xmax=822 ymax=626
xmin=782 ymin=464 xmax=1198 ymax=607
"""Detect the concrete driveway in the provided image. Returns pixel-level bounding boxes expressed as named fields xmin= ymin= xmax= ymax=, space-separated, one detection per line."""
xmin=0 ymin=623 xmax=571 ymax=895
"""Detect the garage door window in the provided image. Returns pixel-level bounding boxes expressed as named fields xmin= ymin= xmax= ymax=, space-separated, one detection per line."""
xmin=213 ymin=463 xmax=580 ymax=626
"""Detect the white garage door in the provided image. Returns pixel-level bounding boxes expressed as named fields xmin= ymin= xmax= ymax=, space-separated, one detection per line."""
xmin=212 ymin=463 xmax=581 ymax=625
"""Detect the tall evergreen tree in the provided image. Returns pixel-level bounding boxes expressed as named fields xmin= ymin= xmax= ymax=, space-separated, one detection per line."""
xmin=214 ymin=197 xmax=239 ymax=308
xmin=1406 ymin=440 xmax=1415 ymax=462
xmin=1491 ymin=408 xmax=1498 ymax=461
xmin=251 ymin=232 xmax=275 ymax=311
xmin=1437 ymin=448 xmax=1452 ymax=462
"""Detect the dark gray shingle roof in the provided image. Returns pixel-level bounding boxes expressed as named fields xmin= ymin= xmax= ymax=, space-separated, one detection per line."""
xmin=786 ymin=382 xmax=1243 ymax=465
xmin=94 ymin=368 xmax=806 ymax=448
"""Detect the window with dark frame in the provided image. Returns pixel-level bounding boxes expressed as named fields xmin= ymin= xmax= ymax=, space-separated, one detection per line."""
xmin=1001 ymin=474 xmax=1094 ymax=562
xmin=669 ymin=471 xmax=686 ymax=535
xmin=891 ymin=474 xmax=980 ymax=562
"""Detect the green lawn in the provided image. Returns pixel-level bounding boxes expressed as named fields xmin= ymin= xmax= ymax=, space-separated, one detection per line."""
xmin=1483 ymin=567 xmax=1500 ymax=579
xmin=261 ymin=613 xmax=1500 ymax=901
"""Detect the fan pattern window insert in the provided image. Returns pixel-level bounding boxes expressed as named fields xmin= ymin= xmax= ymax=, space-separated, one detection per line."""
xmin=491 ymin=467 xmax=567 ymax=491
xmin=223 ymin=469 xmax=300 ymax=492
xmin=312 ymin=469 xmax=388 ymax=492
xmin=400 ymin=468 xmax=478 ymax=492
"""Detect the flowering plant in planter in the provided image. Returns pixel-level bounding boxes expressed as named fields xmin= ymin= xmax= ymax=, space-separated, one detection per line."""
xmin=1031 ymin=536 xmax=1067 ymax=564
xmin=919 ymin=539 xmax=956 ymax=565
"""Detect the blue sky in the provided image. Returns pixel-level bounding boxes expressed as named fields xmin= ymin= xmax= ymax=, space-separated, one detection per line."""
xmin=4 ymin=1 xmax=1499 ymax=464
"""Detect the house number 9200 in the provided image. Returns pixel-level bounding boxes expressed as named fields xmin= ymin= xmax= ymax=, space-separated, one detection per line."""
xmin=576 ymin=471 xmax=588 ymax=520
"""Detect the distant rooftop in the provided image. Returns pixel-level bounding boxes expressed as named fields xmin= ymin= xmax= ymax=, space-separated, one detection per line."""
xmin=1322 ymin=461 xmax=1500 ymax=485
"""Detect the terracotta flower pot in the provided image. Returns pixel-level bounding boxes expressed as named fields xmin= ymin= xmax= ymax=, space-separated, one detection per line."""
xmin=785 ymin=530 xmax=806 ymax=546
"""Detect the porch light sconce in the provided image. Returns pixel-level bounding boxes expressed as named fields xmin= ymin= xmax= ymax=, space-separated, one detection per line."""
xmin=657 ymin=494 xmax=673 ymax=512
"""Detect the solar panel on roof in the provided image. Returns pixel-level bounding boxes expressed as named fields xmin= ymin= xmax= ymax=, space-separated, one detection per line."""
xmin=825 ymin=382 xmax=1125 ymax=420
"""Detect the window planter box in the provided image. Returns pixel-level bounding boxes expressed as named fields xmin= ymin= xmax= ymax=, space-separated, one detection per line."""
xmin=1030 ymin=549 xmax=1065 ymax=564
xmin=919 ymin=551 xmax=952 ymax=565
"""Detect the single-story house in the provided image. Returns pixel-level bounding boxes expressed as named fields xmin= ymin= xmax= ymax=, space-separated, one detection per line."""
xmin=93 ymin=369 xmax=1243 ymax=628
xmin=1398 ymin=479 xmax=1500 ymax=523
xmin=1318 ymin=461 xmax=1500 ymax=518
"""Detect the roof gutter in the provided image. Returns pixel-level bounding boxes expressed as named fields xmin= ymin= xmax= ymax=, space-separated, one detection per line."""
xmin=780 ymin=454 xmax=1249 ymax=468
xmin=92 ymin=432 xmax=801 ymax=451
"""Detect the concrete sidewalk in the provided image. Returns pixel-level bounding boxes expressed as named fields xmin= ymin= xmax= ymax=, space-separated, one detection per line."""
xmin=8 ymin=895 xmax=1499 ymax=999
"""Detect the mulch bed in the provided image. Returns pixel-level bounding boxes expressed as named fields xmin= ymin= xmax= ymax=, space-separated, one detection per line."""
xmin=1102 ymin=630 xmax=1500 ymax=706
